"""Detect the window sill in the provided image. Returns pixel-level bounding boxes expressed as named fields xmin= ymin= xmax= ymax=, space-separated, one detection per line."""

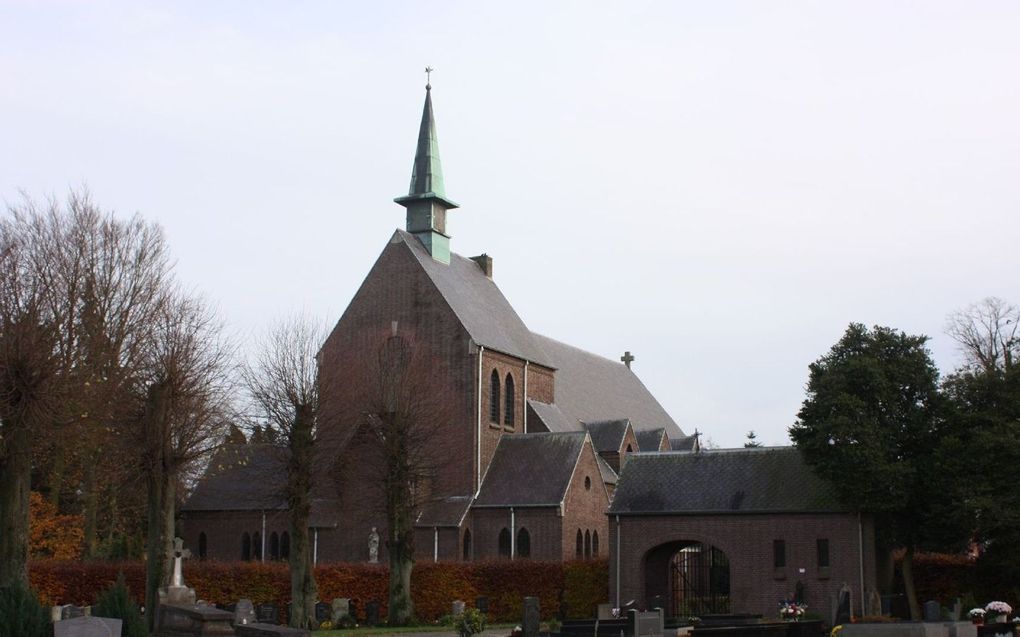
xmin=489 ymin=422 xmax=502 ymax=430
xmin=503 ymin=424 xmax=515 ymax=432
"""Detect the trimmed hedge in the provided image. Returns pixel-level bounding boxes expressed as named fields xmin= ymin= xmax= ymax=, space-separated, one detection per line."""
xmin=28 ymin=559 xmax=608 ymax=623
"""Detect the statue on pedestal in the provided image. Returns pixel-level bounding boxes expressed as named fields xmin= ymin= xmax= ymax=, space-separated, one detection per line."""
xmin=368 ymin=527 xmax=380 ymax=563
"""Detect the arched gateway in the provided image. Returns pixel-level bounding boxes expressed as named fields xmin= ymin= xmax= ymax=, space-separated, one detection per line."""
xmin=609 ymin=449 xmax=878 ymax=620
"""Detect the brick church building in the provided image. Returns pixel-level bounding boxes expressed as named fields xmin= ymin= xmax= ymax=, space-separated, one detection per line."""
xmin=179 ymin=82 xmax=875 ymax=622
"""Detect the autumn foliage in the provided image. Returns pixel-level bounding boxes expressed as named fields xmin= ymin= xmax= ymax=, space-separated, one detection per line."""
xmin=29 ymin=559 xmax=608 ymax=622
xmin=29 ymin=492 xmax=84 ymax=560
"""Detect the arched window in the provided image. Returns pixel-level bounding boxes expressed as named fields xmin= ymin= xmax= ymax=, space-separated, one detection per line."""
xmin=626 ymin=444 xmax=633 ymax=453
xmin=489 ymin=370 xmax=501 ymax=423
xmin=498 ymin=528 xmax=511 ymax=558
xmin=584 ymin=530 xmax=592 ymax=559
xmin=463 ymin=529 xmax=472 ymax=561
xmin=253 ymin=532 xmax=262 ymax=560
xmin=517 ymin=528 xmax=531 ymax=558
xmin=592 ymin=531 xmax=599 ymax=557
xmin=198 ymin=532 xmax=207 ymax=560
xmin=241 ymin=532 xmax=252 ymax=561
xmin=281 ymin=532 xmax=290 ymax=560
xmin=504 ymin=374 xmax=515 ymax=427
xmin=576 ymin=530 xmax=583 ymax=559
xmin=270 ymin=532 xmax=280 ymax=560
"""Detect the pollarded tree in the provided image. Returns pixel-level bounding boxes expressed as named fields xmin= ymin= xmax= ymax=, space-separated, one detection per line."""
xmin=244 ymin=316 xmax=325 ymax=629
xmin=789 ymin=323 xmax=948 ymax=620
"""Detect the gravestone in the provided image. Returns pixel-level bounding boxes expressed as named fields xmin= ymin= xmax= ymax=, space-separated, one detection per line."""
xmin=365 ymin=600 xmax=380 ymax=626
xmin=476 ymin=597 xmax=489 ymax=616
xmin=235 ymin=599 xmax=258 ymax=625
xmin=598 ymin=604 xmax=616 ymax=620
xmin=62 ymin=605 xmax=87 ymax=620
xmin=159 ymin=537 xmax=197 ymax=607
xmin=630 ymin=608 xmax=665 ymax=637
xmin=834 ymin=584 xmax=852 ymax=626
xmin=54 ymin=616 xmax=122 ymax=637
xmin=158 ymin=604 xmax=234 ymax=637
xmin=453 ymin=600 xmax=466 ymax=616
xmin=235 ymin=624 xmax=311 ymax=637
xmin=523 ymin=597 xmax=540 ymax=637
xmin=257 ymin=602 xmax=279 ymax=624
xmin=331 ymin=598 xmax=350 ymax=623
xmin=867 ymin=590 xmax=883 ymax=617
xmin=924 ymin=601 xmax=942 ymax=622
xmin=314 ymin=601 xmax=332 ymax=624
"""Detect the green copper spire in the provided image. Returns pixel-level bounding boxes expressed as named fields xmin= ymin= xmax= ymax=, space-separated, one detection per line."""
xmin=396 ymin=73 xmax=459 ymax=264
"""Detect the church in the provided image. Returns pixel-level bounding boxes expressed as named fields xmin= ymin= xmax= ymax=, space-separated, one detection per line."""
xmin=179 ymin=81 xmax=876 ymax=622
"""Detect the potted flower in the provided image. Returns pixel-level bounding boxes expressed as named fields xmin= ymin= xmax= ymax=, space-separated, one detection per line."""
xmin=780 ymin=602 xmax=807 ymax=622
xmin=985 ymin=602 xmax=1013 ymax=624
xmin=969 ymin=608 xmax=987 ymax=625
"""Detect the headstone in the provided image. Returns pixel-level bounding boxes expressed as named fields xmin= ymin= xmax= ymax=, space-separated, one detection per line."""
xmin=159 ymin=537 xmax=197 ymax=607
xmin=52 ymin=606 xmax=63 ymax=622
xmin=365 ymin=600 xmax=380 ymax=626
xmin=523 ymin=597 xmax=540 ymax=637
xmin=453 ymin=600 xmax=466 ymax=616
xmin=630 ymin=608 xmax=665 ymax=637
xmin=951 ymin=599 xmax=963 ymax=622
xmin=476 ymin=597 xmax=489 ymax=616
xmin=331 ymin=598 xmax=350 ymax=623
xmin=368 ymin=527 xmax=380 ymax=563
xmin=257 ymin=602 xmax=279 ymax=624
xmin=54 ymin=616 xmax=122 ymax=637
xmin=834 ymin=584 xmax=852 ymax=626
xmin=235 ymin=599 xmax=258 ymax=626
xmin=598 ymin=604 xmax=616 ymax=620
xmin=315 ymin=601 xmax=332 ymax=624
xmin=925 ymin=601 xmax=943 ymax=622
xmin=62 ymin=605 xmax=87 ymax=620
xmin=868 ymin=590 xmax=883 ymax=617
xmin=158 ymin=605 xmax=234 ymax=636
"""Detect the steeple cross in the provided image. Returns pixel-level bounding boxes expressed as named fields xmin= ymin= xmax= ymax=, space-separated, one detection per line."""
xmin=621 ymin=351 xmax=635 ymax=369
xmin=425 ymin=66 xmax=434 ymax=88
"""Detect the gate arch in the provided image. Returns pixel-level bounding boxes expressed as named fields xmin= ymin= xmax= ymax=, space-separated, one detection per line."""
xmin=643 ymin=540 xmax=731 ymax=617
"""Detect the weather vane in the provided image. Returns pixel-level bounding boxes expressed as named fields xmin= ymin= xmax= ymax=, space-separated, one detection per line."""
xmin=425 ymin=66 xmax=433 ymax=88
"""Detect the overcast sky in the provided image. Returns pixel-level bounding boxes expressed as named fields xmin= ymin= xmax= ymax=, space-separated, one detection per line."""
xmin=3 ymin=1 xmax=1018 ymax=447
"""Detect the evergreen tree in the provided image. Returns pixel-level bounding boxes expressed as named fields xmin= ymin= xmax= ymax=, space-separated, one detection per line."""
xmin=93 ymin=573 xmax=146 ymax=637
xmin=743 ymin=431 xmax=762 ymax=448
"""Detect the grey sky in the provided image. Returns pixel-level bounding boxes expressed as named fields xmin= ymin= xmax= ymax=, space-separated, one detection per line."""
xmin=2 ymin=1 xmax=1017 ymax=447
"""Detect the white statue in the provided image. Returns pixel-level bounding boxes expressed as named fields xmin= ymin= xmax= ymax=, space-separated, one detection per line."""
xmin=368 ymin=527 xmax=380 ymax=563
xmin=170 ymin=537 xmax=191 ymax=587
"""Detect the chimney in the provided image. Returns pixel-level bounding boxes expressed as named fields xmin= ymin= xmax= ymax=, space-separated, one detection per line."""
xmin=471 ymin=254 xmax=493 ymax=278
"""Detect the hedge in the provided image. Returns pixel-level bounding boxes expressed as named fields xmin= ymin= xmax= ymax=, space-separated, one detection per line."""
xmin=29 ymin=559 xmax=609 ymax=623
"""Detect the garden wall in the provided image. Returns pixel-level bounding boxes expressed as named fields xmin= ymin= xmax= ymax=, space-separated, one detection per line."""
xmin=29 ymin=559 xmax=609 ymax=623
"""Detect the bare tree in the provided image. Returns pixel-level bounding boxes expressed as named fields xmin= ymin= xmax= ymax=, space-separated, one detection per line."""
xmin=946 ymin=297 xmax=1019 ymax=373
xmin=139 ymin=291 xmax=232 ymax=633
xmin=243 ymin=316 xmax=324 ymax=629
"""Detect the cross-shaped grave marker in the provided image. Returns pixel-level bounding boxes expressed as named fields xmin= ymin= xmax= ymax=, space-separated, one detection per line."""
xmin=168 ymin=537 xmax=191 ymax=587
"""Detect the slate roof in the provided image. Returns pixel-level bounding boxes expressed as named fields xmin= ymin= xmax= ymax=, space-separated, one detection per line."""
xmin=584 ymin=419 xmax=631 ymax=453
xmin=474 ymin=432 xmax=587 ymax=507
xmin=415 ymin=496 xmax=473 ymax=528
xmin=395 ymin=230 xmax=553 ymax=367
xmin=671 ymin=434 xmax=700 ymax=452
xmin=609 ymin=447 xmax=843 ymax=515
xmin=596 ymin=454 xmax=619 ymax=486
xmin=527 ymin=399 xmax=578 ymax=432
xmin=183 ymin=445 xmax=288 ymax=512
xmin=530 ymin=334 xmax=683 ymax=438
xmin=635 ymin=428 xmax=668 ymax=452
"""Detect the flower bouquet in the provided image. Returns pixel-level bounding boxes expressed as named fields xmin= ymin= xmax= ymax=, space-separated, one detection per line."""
xmin=985 ymin=601 xmax=1012 ymax=624
xmin=968 ymin=608 xmax=986 ymax=625
xmin=780 ymin=602 xmax=807 ymax=622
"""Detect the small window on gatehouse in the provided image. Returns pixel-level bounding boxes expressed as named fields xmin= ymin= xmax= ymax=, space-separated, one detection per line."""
xmin=270 ymin=532 xmax=280 ymax=560
xmin=773 ymin=539 xmax=786 ymax=568
xmin=198 ymin=532 xmax=207 ymax=560
xmin=281 ymin=532 xmax=290 ymax=559
xmin=253 ymin=532 xmax=262 ymax=560
xmin=576 ymin=530 xmax=583 ymax=559
xmin=584 ymin=530 xmax=592 ymax=559
xmin=816 ymin=539 xmax=830 ymax=568
xmin=498 ymin=528 xmax=511 ymax=558
xmin=463 ymin=529 xmax=472 ymax=561
xmin=593 ymin=531 xmax=599 ymax=557
xmin=504 ymin=374 xmax=515 ymax=427
xmin=241 ymin=532 xmax=252 ymax=561
xmin=517 ymin=528 xmax=531 ymax=558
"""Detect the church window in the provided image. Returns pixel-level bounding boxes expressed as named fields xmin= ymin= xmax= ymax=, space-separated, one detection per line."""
xmin=270 ymin=532 xmax=280 ymax=560
xmin=576 ymin=530 xmax=583 ymax=559
xmin=517 ymin=528 xmax=531 ymax=558
xmin=241 ymin=532 xmax=252 ymax=561
xmin=498 ymin=528 xmax=511 ymax=558
xmin=816 ymin=539 xmax=830 ymax=568
xmin=584 ymin=476 xmax=591 ymax=490
xmin=490 ymin=370 xmax=501 ymax=423
xmin=281 ymin=532 xmax=290 ymax=560
xmin=463 ymin=529 xmax=472 ymax=561
xmin=198 ymin=532 xmax=207 ymax=560
xmin=625 ymin=444 xmax=633 ymax=453
xmin=773 ymin=540 xmax=786 ymax=568
xmin=253 ymin=532 xmax=262 ymax=560
xmin=584 ymin=530 xmax=592 ymax=559
xmin=504 ymin=374 xmax=515 ymax=427
xmin=592 ymin=531 xmax=599 ymax=557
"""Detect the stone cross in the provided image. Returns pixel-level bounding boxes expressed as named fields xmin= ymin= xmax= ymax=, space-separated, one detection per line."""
xmin=168 ymin=537 xmax=191 ymax=587
xmin=621 ymin=351 xmax=635 ymax=369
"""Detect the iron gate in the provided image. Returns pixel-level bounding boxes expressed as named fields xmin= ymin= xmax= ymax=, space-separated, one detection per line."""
xmin=670 ymin=543 xmax=731 ymax=617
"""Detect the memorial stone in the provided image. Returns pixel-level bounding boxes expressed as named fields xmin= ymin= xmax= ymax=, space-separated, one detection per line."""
xmin=257 ymin=602 xmax=279 ymax=624
xmin=315 ymin=601 xmax=332 ymax=624
xmin=235 ymin=599 xmax=258 ymax=626
xmin=630 ymin=608 xmax=665 ymax=637
xmin=62 ymin=605 xmax=87 ymax=619
xmin=453 ymin=600 xmax=466 ymax=616
xmin=925 ymin=601 xmax=942 ymax=622
xmin=523 ymin=597 xmax=540 ymax=637
xmin=834 ymin=585 xmax=852 ymax=626
xmin=598 ymin=604 xmax=616 ymax=620
xmin=366 ymin=600 xmax=380 ymax=626
xmin=476 ymin=597 xmax=489 ymax=616
xmin=54 ymin=616 xmax=122 ymax=637
xmin=331 ymin=598 xmax=350 ymax=623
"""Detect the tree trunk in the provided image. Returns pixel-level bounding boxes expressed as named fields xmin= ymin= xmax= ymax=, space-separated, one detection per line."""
xmin=48 ymin=442 xmax=64 ymax=507
xmin=142 ymin=382 xmax=170 ymax=633
xmin=388 ymin=538 xmax=414 ymax=625
xmin=83 ymin=459 xmax=99 ymax=558
xmin=288 ymin=404 xmax=318 ymax=629
xmin=902 ymin=545 xmax=920 ymax=621
xmin=0 ymin=421 xmax=32 ymax=590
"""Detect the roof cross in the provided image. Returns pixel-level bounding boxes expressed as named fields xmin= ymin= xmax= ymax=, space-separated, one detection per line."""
xmin=425 ymin=66 xmax=434 ymax=89
xmin=621 ymin=351 xmax=635 ymax=369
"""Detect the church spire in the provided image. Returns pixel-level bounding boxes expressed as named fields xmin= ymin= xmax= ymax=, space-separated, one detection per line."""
xmin=395 ymin=70 xmax=458 ymax=264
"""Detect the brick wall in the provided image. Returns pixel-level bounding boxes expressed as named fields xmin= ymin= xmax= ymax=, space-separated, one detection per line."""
xmin=608 ymin=512 xmax=877 ymax=621
xmin=561 ymin=440 xmax=611 ymax=561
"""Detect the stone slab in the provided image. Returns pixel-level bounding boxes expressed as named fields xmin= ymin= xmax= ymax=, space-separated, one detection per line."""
xmin=157 ymin=604 xmax=235 ymax=637
xmin=840 ymin=624 xmax=951 ymax=637
xmin=54 ymin=616 xmax=122 ymax=637
xmin=235 ymin=623 xmax=311 ymax=637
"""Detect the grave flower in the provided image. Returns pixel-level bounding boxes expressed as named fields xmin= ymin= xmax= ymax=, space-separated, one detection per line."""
xmin=780 ymin=602 xmax=806 ymax=621
xmin=985 ymin=602 xmax=1012 ymax=623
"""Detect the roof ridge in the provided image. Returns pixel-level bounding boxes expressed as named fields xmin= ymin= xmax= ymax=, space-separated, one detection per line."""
xmin=531 ymin=331 xmax=624 ymax=367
